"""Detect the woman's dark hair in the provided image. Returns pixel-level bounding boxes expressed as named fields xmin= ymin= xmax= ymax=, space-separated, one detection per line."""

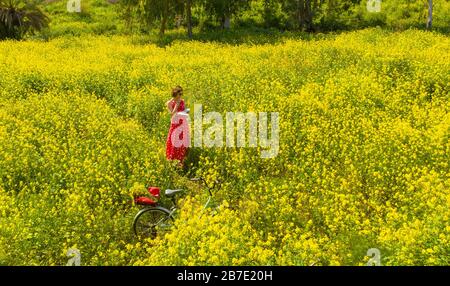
xmin=172 ymin=86 xmax=183 ymax=97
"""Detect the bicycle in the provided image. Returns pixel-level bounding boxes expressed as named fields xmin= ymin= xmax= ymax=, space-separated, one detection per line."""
xmin=132 ymin=177 xmax=219 ymax=239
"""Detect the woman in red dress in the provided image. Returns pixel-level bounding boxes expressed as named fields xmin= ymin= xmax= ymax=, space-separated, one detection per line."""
xmin=166 ymin=86 xmax=190 ymax=164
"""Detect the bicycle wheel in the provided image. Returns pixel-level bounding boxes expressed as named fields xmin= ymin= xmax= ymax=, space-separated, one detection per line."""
xmin=133 ymin=207 xmax=174 ymax=239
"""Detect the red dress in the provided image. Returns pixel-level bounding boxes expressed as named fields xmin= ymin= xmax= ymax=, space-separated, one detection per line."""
xmin=166 ymin=100 xmax=190 ymax=161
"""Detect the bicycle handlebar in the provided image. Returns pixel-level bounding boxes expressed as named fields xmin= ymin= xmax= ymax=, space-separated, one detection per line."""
xmin=190 ymin=177 xmax=221 ymax=195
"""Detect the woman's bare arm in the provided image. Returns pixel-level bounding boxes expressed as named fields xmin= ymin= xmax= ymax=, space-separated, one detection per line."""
xmin=167 ymin=100 xmax=180 ymax=117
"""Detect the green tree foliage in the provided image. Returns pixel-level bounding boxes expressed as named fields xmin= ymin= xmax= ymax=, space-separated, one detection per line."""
xmin=383 ymin=0 xmax=433 ymax=30
xmin=0 ymin=0 xmax=49 ymax=40
xmin=118 ymin=0 xmax=184 ymax=35
xmin=280 ymin=0 xmax=319 ymax=31
xmin=117 ymin=0 xmax=449 ymax=36
xmin=201 ymin=0 xmax=250 ymax=28
xmin=354 ymin=0 xmax=449 ymax=31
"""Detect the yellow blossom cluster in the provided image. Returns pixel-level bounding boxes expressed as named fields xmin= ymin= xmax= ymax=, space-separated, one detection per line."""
xmin=0 ymin=28 xmax=449 ymax=265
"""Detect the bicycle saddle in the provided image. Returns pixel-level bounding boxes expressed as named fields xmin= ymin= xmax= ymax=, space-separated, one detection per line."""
xmin=165 ymin=189 xmax=183 ymax=197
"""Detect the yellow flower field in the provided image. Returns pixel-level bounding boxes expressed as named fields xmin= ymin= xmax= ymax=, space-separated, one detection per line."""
xmin=0 ymin=28 xmax=449 ymax=265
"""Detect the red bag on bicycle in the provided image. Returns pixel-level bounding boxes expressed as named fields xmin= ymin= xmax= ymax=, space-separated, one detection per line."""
xmin=134 ymin=186 xmax=160 ymax=206
xmin=148 ymin=187 xmax=161 ymax=199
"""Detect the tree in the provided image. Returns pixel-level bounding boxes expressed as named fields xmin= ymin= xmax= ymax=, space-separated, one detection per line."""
xmin=281 ymin=0 xmax=321 ymax=32
xmin=0 ymin=0 xmax=49 ymax=40
xmin=426 ymin=0 xmax=432 ymax=30
xmin=186 ymin=0 xmax=192 ymax=38
xmin=261 ymin=0 xmax=285 ymax=28
xmin=381 ymin=0 xmax=435 ymax=31
xmin=140 ymin=0 xmax=184 ymax=36
xmin=202 ymin=0 xmax=250 ymax=29
xmin=119 ymin=0 xmax=183 ymax=36
xmin=121 ymin=0 xmax=197 ymax=36
xmin=119 ymin=0 xmax=139 ymax=32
